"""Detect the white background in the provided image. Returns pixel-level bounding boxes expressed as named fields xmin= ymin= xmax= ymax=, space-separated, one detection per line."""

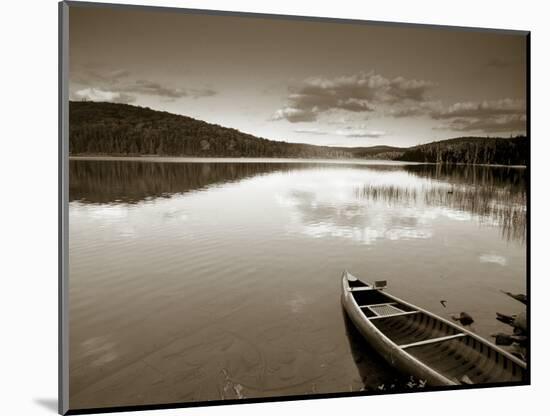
xmin=1 ymin=0 xmax=547 ymax=414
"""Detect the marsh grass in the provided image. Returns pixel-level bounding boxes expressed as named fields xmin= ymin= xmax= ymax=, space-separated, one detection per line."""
xmin=355 ymin=183 xmax=526 ymax=243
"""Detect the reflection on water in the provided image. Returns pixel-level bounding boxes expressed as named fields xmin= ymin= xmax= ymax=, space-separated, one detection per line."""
xmin=69 ymin=158 xmax=527 ymax=409
xmin=355 ymin=182 xmax=526 ymax=243
xmin=341 ymin=309 xmax=429 ymax=391
xmin=404 ymin=164 xmax=526 ymax=190
xmin=342 ymin=309 xmax=406 ymax=390
xmin=70 ymin=160 xmax=526 ymax=244
xmin=69 ymin=159 xmax=319 ymax=204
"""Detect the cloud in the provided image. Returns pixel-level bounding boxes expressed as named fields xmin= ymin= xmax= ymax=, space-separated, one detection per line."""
xmin=272 ymin=107 xmax=317 ymax=122
xmin=386 ymin=76 xmax=436 ymax=102
xmin=388 ymin=101 xmax=441 ymax=118
xmin=273 ymin=71 xmax=435 ymax=123
xmin=431 ymin=98 xmax=525 ymax=120
xmin=436 ymin=114 xmax=527 ymax=133
xmin=71 ymin=88 xmax=136 ymax=104
xmin=72 ymin=68 xmax=131 ymax=86
xmin=335 ymin=128 xmax=386 ymax=138
xmin=293 ymin=126 xmax=386 ymax=139
xmin=430 ymin=99 xmax=526 ymax=133
xmin=191 ymin=88 xmax=217 ymax=98
xmin=386 ymin=98 xmax=526 ymax=134
xmin=293 ymin=128 xmax=328 ymax=135
xmin=70 ymin=66 xmax=217 ymax=103
xmin=128 ymin=79 xmax=189 ymax=98
xmin=121 ymin=80 xmax=214 ymax=100
xmin=389 ymin=107 xmax=425 ymax=118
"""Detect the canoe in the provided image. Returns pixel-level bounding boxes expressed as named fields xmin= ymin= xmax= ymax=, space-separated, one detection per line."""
xmin=341 ymin=271 xmax=527 ymax=386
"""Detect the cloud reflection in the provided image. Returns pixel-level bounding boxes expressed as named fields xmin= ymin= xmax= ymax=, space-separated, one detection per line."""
xmin=281 ymin=181 xmax=434 ymax=245
xmin=278 ymin=166 xmax=525 ymax=245
xmin=479 ymin=253 xmax=508 ymax=266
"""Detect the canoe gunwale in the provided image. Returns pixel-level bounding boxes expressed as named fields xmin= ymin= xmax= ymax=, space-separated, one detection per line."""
xmin=367 ymin=310 xmax=420 ymax=320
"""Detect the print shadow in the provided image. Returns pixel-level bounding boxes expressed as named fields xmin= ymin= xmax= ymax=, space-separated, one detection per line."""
xmin=33 ymin=398 xmax=57 ymax=413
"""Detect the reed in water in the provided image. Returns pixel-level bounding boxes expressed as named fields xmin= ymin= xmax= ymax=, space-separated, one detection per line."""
xmin=355 ymin=182 xmax=526 ymax=244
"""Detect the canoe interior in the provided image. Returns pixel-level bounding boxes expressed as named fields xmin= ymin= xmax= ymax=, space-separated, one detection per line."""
xmin=350 ymin=288 xmax=416 ymax=317
xmin=348 ymin=279 xmax=526 ymax=385
xmin=407 ymin=334 xmax=524 ymax=384
xmin=370 ymin=313 xmax=461 ymax=346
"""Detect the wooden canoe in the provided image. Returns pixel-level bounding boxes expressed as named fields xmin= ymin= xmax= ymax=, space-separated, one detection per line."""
xmin=341 ymin=271 xmax=527 ymax=386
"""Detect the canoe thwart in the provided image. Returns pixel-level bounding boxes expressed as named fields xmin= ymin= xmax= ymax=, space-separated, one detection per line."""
xmin=368 ymin=310 xmax=420 ymax=320
xmin=348 ymin=287 xmax=376 ymax=292
xmin=399 ymin=333 xmax=466 ymax=350
xmin=359 ymin=302 xmax=399 ymax=308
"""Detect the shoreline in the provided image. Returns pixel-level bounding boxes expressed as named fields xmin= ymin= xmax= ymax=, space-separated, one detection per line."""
xmin=68 ymin=155 xmax=527 ymax=168
xmin=68 ymin=155 xmax=424 ymax=166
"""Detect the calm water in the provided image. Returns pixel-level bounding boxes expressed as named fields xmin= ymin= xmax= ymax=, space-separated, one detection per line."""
xmin=69 ymin=158 xmax=527 ymax=409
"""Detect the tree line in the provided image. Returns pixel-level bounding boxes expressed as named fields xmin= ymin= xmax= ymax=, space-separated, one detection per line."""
xmin=69 ymin=101 xmax=398 ymax=159
xmin=69 ymin=101 xmax=528 ymax=165
xmin=396 ymin=136 xmax=528 ymax=165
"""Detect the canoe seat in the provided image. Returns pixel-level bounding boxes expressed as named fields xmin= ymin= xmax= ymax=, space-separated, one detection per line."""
xmin=368 ymin=303 xmax=405 ymax=317
xmin=359 ymin=303 xmax=420 ymax=319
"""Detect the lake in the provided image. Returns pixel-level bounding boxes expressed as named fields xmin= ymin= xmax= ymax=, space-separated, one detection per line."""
xmin=68 ymin=158 xmax=527 ymax=409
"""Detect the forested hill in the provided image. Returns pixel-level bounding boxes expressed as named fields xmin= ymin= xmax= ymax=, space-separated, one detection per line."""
xmin=69 ymin=101 xmax=528 ymax=165
xmin=69 ymin=101 xmax=403 ymax=159
xmin=396 ymin=136 xmax=528 ymax=165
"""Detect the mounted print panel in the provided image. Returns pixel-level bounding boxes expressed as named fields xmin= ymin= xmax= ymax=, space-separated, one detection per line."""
xmin=59 ymin=1 xmax=529 ymax=414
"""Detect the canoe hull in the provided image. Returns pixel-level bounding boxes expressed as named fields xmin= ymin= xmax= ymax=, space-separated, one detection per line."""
xmin=341 ymin=278 xmax=455 ymax=386
xmin=341 ymin=271 xmax=527 ymax=386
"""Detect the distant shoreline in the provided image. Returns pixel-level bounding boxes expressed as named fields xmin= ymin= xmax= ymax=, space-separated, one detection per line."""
xmin=68 ymin=155 xmax=526 ymax=168
xmin=68 ymin=155 xmax=423 ymax=166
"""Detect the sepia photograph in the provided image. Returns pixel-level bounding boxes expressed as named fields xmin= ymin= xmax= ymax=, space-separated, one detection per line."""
xmin=61 ymin=1 xmax=528 ymax=413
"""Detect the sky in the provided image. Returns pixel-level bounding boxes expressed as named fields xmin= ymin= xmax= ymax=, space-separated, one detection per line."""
xmin=69 ymin=5 xmax=527 ymax=148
